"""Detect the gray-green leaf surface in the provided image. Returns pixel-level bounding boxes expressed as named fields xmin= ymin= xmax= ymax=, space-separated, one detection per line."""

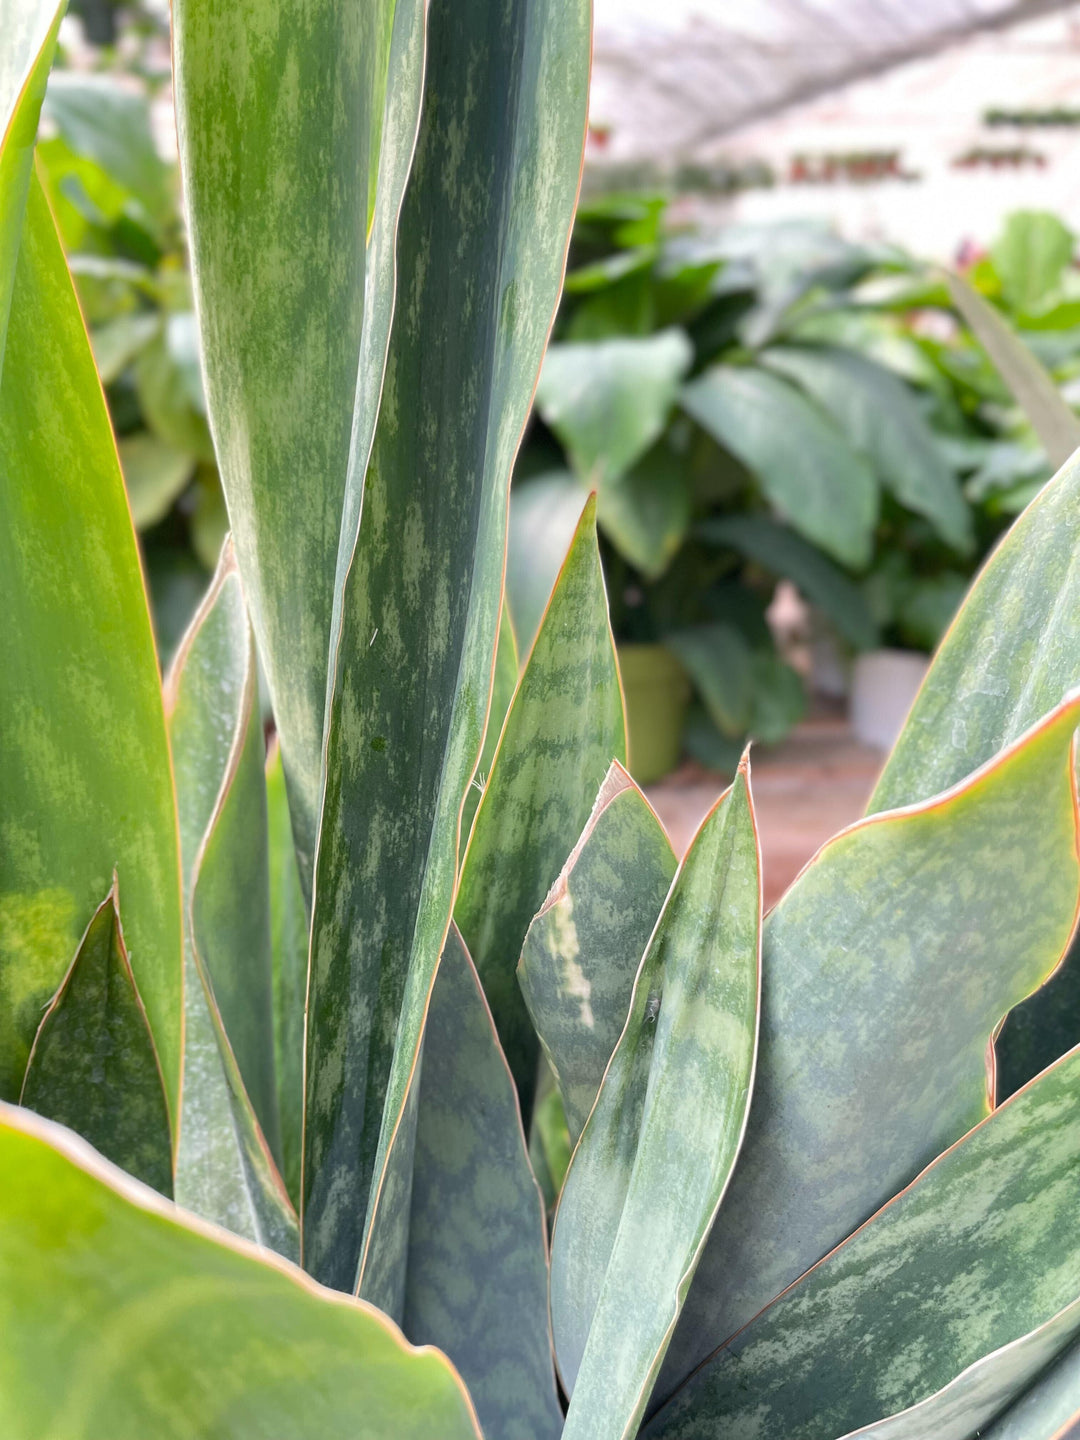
xmin=554 ymin=761 xmax=761 ymax=1440
xmin=403 ymin=924 xmax=562 ymax=1440
xmin=647 ymin=1042 xmax=1080 ymax=1440
xmin=658 ymin=693 xmax=1080 ymax=1403
xmin=518 ymin=761 xmax=676 ymax=1143
xmin=455 ymin=495 xmax=627 ymax=1111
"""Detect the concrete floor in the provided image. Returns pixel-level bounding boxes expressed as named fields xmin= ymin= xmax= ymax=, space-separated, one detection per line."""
xmin=646 ymin=717 xmax=884 ymax=910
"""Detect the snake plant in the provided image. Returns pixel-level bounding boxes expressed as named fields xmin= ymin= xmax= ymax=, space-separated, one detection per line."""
xmin=5 ymin=2 xmax=1080 ymax=1438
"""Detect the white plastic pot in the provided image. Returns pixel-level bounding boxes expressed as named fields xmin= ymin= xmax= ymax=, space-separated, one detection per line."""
xmin=850 ymin=649 xmax=929 ymax=753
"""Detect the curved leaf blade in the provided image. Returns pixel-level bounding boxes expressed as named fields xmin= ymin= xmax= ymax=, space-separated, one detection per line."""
xmin=403 ymin=924 xmax=563 ymax=1440
xmin=166 ymin=543 xmax=295 ymax=1255
xmin=20 ymin=881 xmax=171 ymax=1197
xmin=980 ymin=1341 xmax=1080 ymax=1440
xmin=267 ymin=743 xmax=307 ymax=1209
xmin=680 ymin=364 xmax=878 ymax=568
xmin=461 ymin=601 xmax=520 ymax=852
xmin=455 ymin=495 xmax=628 ymax=1110
xmin=518 ymin=760 xmax=676 ymax=1143
xmin=659 ymin=693 xmax=1080 ymax=1402
xmin=304 ymin=0 xmax=591 ymax=1299
xmin=647 ymin=1044 xmax=1080 ymax=1440
xmin=871 ymin=450 xmax=1080 ymax=813
xmin=0 ymin=1103 xmax=481 ymax=1440
xmin=0 ymin=174 xmax=183 ymax=1119
xmin=554 ymin=760 xmax=761 ymax=1440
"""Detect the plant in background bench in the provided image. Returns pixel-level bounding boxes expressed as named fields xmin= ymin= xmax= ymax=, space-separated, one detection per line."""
xmin=7 ymin=5 xmax=1080 ymax=1440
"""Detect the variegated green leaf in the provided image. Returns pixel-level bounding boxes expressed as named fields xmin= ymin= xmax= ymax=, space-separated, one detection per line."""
xmin=867 ymin=452 xmax=1080 ymax=1103
xmin=304 ymin=0 xmax=590 ymax=1300
xmin=0 ymin=1103 xmax=482 ymax=1440
xmin=945 ymin=270 xmax=1080 ymax=470
xmin=0 ymin=0 xmax=63 ymax=378
xmin=166 ymin=543 xmax=295 ymax=1257
xmin=403 ymin=924 xmax=563 ymax=1440
xmin=173 ymin=0 xmax=423 ymax=892
xmin=870 ymin=450 xmax=1080 ymax=813
xmin=461 ymin=601 xmax=520 ymax=852
xmin=647 ymin=1043 xmax=1080 ymax=1440
xmin=0 ymin=174 xmax=184 ymax=1120
xmin=20 ymin=881 xmax=171 ymax=1197
xmin=553 ymin=760 xmax=760 ymax=1440
xmin=658 ymin=693 xmax=1080 ymax=1404
xmin=680 ymin=364 xmax=878 ymax=569
xmin=267 ymin=742 xmax=307 ymax=1209
xmin=455 ymin=495 xmax=627 ymax=1112
xmin=518 ymin=760 xmax=676 ymax=1143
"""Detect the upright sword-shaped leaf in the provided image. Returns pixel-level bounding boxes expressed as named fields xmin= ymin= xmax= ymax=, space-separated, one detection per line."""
xmin=456 ymin=495 xmax=628 ymax=1110
xmin=303 ymin=0 xmax=590 ymax=1296
xmin=0 ymin=174 xmax=184 ymax=1123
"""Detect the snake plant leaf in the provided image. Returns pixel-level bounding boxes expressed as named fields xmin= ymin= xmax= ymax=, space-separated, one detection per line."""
xmin=760 ymin=344 xmax=974 ymax=554
xmin=518 ymin=760 xmax=676 ymax=1143
xmin=267 ymin=742 xmax=307 ymax=1209
xmin=0 ymin=1103 xmax=482 ymax=1440
xmin=173 ymin=0 xmax=420 ymax=893
xmin=455 ymin=495 xmax=627 ymax=1112
xmin=0 ymin=0 xmax=63 ymax=379
xmin=0 ymin=174 xmax=184 ymax=1120
xmin=680 ymin=364 xmax=878 ymax=568
xmin=535 ymin=329 xmax=693 ymax=485
xmin=696 ymin=512 xmax=879 ymax=651
xmin=304 ymin=0 xmax=590 ymax=1299
xmin=20 ymin=881 xmax=172 ymax=1197
xmin=403 ymin=925 xmax=563 ymax=1440
xmin=552 ymin=761 xmax=760 ymax=1440
xmin=871 ymin=451 xmax=1080 ymax=813
xmin=166 ymin=543 xmax=295 ymax=1256
xmin=461 ymin=601 xmax=520 ymax=851
xmin=658 ymin=691 xmax=1080 ymax=1403
xmin=979 ymin=1339 xmax=1080 ymax=1440
xmin=945 ymin=270 xmax=1080 ymax=469
xmin=646 ymin=1044 xmax=1080 ymax=1440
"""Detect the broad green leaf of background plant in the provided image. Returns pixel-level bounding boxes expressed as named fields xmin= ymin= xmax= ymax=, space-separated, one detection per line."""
xmin=536 ymin=330 xmax=693 ymax=484
xmin=42 ymin=72 xmax=172 ymax=228
xmin=506 ymin=469 xmax=589 ymax=653
xmin=304 ymin=0 xmax=590 ymax=1300
xmin=461 ymin=602 xmax=520 ymax=850
xmin=172 ymin=0 xmax=411 ymax=893
xmin=403 ymin=925 xmax=563 ymax=1440
xmin=519 ymin=761 xmax=677 ymax=1143
xmin=119 ymin=432 xmax=195 ymax=530
xmin=0 ymin=1104 xmax=482 ymax=1440
xmin=20 ymin=881 xmax=171 ymax=1197
xmin=657 ymin=693 xmax=1080 ymax=1404
xmin=945 ymin=271 xmax=1080 ymax=470
xmin=991 ymin=210 xmax=1074 ymax=316
xmin=681 ymin=363 xmax=878 ymax=568
xmin=666 ymin=624 xmax=755 ymax=737
xmin=267 ymin=743 xmax=307 ymax=1209
xmin=0 ymin=0 xmax=63 ymax=379
xmin=597 ymin=439 xmax=693 ymax=579
xmin=554 ymin=762 xmax=760 ymax=1440
xmin=760 ymin=343 xmax=974 ymax=554
xmin=0 ymin=174 xmax=183 ymax=1120
xmin=166 ymin=544 xmax=295 ymax=1256
xmin=697 ymin=513 xmax=879 ymax=650
xmin=646 ymin=1042 xmax=1080 ymax=1440
xmin=455 ymin=496 xmax=627 ymax=1111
